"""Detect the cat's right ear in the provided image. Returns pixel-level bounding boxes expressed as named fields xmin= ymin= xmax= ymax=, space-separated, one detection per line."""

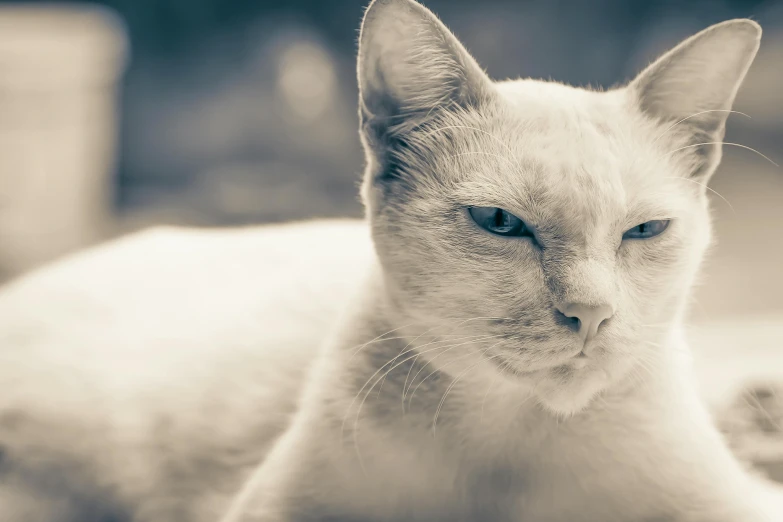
xmin=357 ymin=0 xmax=492 ymax=144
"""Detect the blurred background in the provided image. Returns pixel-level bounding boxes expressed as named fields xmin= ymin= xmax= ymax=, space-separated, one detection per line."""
xmin=0 ymin=0 xmax=781 ymax=324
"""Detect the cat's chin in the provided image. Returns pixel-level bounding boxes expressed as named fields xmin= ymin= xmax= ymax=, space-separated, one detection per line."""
xmin=483 ymin=347 xmax=621 ymax=416
xmin=532 ymin=366 xmax=611 ymax=418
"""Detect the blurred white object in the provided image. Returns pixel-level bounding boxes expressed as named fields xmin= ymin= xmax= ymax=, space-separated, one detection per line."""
xmin=690 ymin=315 xmax=783 ymax=409
xmin=0 ymin=4 xmax=128 ymax=279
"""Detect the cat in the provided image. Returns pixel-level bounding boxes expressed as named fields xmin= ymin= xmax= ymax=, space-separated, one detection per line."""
xmin=220 ymin=0 xmax=783 ymax=521
xmin=0 ymin=0 xmax=781 ymax=521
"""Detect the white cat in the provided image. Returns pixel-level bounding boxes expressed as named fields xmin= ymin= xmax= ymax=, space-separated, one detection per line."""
xmin=0 ymin=0 xmax=781 ymax=521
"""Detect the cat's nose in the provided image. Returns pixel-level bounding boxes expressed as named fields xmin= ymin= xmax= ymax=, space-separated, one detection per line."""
xmin=556 ymin=302 xmax=614 ymax=344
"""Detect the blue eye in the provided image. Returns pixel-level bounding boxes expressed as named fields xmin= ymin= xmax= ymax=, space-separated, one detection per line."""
xmin=623 ymin=219 xmax=670 ymax=240
xmin=468 ymin=207 xmax=531 ymax=237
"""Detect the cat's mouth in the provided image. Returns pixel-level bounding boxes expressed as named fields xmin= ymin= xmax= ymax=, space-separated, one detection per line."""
xmin=485 ymin=348 xmax=591 ymax=377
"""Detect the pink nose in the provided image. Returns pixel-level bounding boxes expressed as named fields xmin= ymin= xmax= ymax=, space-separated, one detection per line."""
xmin=557 ymin=303 xmax=614 ymax=344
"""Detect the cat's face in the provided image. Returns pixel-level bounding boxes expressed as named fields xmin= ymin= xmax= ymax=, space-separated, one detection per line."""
xmin=357 ymin=0 xmax=760 ymax=415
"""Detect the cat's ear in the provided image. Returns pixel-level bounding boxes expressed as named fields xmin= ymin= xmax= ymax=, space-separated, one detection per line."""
xmin=357 ymin=0 xmax=492 ymax=141
xmin=629 ymin=19 xmax=761 ymax=181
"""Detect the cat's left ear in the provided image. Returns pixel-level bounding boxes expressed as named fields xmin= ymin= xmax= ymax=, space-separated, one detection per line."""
xmin=629 ymin=19 xmax=761 ymax=181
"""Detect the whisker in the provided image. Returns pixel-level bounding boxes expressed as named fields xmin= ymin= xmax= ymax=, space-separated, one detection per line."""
xmin=592 ymin=392 xmax=610 ymax=410
xmin=402 ymin=324 xmax=506 ymax=402
xmin=346 ymin=334 xmax=503 ymax=463
xmin=447 ymin=151 xmax=518 ymax=168
xmin=742 ymin=388 xmax=782 ymax=432
xmin=433 ymin=350 xmax=505 ymax=434
xmin=348 ymin=344 xmax=449 ymax=471
xmin=664 ymin=176 xmax=735 ymax=214
xmin=348 ymin=315 xmax=512 ymax=366
xmin=631 ymin=349 xmax=669 ymax=388
xmin=688 ymin=296 xmax=710 ymax=319
xmin=348 ymin=316 xmax=515 ymax=360
xmin=401 ymin=353 xmax=420 ymax=414
xmin=652 ymin=110 xmax=750 ymax=144
xmin=351 ymin=340 xmax=494 ymax=466
xmin=377 ymin=342 xmax=412 ymax=398
xmin=639 ymin=323 xmax=674 ymax=329
xmin=406 ymin=335 xmax=507 ymax=408
xmin=346 ymin=322 xmax=445 ymax=355
xmin=513 ymin=385 xmax=538 ymax=418
xmin=423 ymin=125 xmax=519 ymax=163
xmin=396 ymin=318 xmax=513 ymax=404
xmin=342 ymin=333 xmax=486 ymax=440
xmin=626 ymin=365 xmax=652 ymax=392
xmin=665 ymin=141 xmax=779 ymax=168
xmin=341 ymin=316 xmax=515 ymax=462
xmin=480 ymin=360 xmax=507 ymax=422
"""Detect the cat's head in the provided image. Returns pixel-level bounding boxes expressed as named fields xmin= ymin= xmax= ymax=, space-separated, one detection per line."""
xmin=357 ymin=0 xmax=760 ymax=416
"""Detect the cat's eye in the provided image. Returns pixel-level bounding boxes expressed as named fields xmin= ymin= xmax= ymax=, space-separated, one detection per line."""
xmin=468 ymin=207 xmax=532 ymax=238
xmin=622 ymin=219 xmax=670 ymax=240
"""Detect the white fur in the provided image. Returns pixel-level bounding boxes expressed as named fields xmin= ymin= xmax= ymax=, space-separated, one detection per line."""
xmin=0 ymin=219 xmax=780 ymax=521
xmin=0 ymin=1 xmax=781 ymax=521
xmin=0 ymin=221 xmax=372 ymax=521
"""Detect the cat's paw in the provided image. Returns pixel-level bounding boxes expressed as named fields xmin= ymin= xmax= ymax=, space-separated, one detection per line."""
xmin=716 ymin=382 xmax=783 ymax=484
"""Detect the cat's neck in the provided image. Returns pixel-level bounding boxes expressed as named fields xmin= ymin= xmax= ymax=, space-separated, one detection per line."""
xmin=322 ymin=269 xmax=691 ymax=458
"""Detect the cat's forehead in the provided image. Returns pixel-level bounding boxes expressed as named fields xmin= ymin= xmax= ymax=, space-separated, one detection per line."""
xmin=493 ymin=79 xmax=648 ymax=173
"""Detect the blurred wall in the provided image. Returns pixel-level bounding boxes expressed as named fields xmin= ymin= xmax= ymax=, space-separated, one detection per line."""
xmin=0 ymin=4 xmax=127 ymax=277
xmin=0 ymin=0 xmax=781 ymax=321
